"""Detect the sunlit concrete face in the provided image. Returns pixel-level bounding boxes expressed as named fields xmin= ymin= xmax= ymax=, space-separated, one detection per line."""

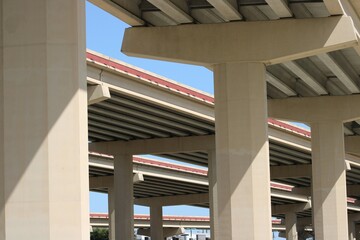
xmin=311 ymin=122 xmax=348 ymax=240
xmin=0 ymin=1 xmax=89 ymax=239
xmin=114 ymin=154 xmax=134 ymax=240
xmin=214 ymin=62 xmax=272 ymax=240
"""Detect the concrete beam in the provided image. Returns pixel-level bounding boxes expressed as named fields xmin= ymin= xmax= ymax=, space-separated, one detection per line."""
xmin=270 ymin=164 xmax=311 ymax=179
xmin=122 ymin=16 xmax=358 ymax=66
xmin=266 ymin=72 xmax=297 ymax=96
xmin=282 ymin=61 xmax=328 ymax=95
xmin=147 ymin=0 xmax=192 ymax=24
xmin=88 ymin=0 xmax=144 ymax=26
xmin=134 ymin=193 xmax=209 ymax=206
xmin=89 ymin=173 xmax=144 ymax=189
xmin=347 ymin=184 xmax=360 ymax=196
xmin=268 ymin=94 xmax=360 ymax=123
xmin=317 ymin=53 xmax=360 ymax=94
xmin=323 ymin=0 xmax=344 ymax=15
xmin=89 ymin=135 xmax=215 ymax=155
xmin=206 ymin=0 xmax=242 ymax=21
xmin=88 ymin=84 xmax=111 ymax=105
xmin=271 ymin=189 xmax=310 ymax=203
xmin=345 ymin=136 xmax=360 ymax=157
xmin=349 ymin=212 xmax=360 ymax=222
xmin=272 ymin=202 xmax=311 ymax=215
xmin=265 ymin=0 xmax=292 ymax=18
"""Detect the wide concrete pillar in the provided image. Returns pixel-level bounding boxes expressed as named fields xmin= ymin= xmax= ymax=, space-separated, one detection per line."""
xmin=286 ymin=212 xmax=298 ymax=240
xmin=311 ymin=121 xmax=348 ymax=240
xmin=208 ymin=149 xmax=217 ymax=240
xmin=0 ymin=1 xmax=89 ymax=240
xmin=214 ymin=62 xmax=272 ymax=240
xmin=108 ymin=185 xmax=115 ymax=240
xmin=114 ymin=154 xmax=134 ymax=240
xmin=150 ymin=205 xmax=163 ymax=240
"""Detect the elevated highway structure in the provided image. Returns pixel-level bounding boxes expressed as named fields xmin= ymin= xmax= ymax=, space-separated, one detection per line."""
xmin=87 ymin=50 xmax=360 ymax=240
xmin=4 ymin=1 xmax=360 ymax=240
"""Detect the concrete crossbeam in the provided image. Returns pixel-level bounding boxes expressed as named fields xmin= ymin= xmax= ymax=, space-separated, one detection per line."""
xmin=347 ymin=184 xmax=360 ymax=196
xmin=272 ymin=202 xmax=311 ymax=215
xmin=89 ymin=135 xmax=215 ymax=155
xmin=89 ymin=173 xmax=143 ymax=189
xmin=122 ymin=16 xmax=358 ymax=65
xmin=345 ymin=136 xmax=360 ymax=157
xmin=270 ymin=164 xmax=311 ymax=179
xmin=268 ymin=94 xmax=360 ymax=123
xmin=134 ymin=193 xmax=209 ymax=206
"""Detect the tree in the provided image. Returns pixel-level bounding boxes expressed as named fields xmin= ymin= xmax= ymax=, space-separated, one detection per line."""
xmin=91 ymin=228 xmax=109 ymax=240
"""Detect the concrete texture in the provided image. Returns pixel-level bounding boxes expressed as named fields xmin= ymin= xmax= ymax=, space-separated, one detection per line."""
xmin=114 ymin=154 xmax=134 ymax=240
xmin=0 ymin=0 xmax=89 ymax=239
xmin=122 ymin=16 xmax=357 ymax=65
xmin=150 ymin=205 xmax=164 ymax=240
xmin=311 ymin=122 xmax=348 ymax=240
xmin=214 ymin=62 xmax=272 ymax=240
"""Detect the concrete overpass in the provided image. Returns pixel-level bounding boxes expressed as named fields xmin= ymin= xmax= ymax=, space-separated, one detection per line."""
xmin=3 ymin=1 xmax=360 ymax=240
xmin=90 ymin=213 xmax=286 ymax=231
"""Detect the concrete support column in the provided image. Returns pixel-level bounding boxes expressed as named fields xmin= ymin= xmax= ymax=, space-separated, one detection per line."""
xmin=114 ymin=154 xmax=134 ymax=240
xmin=108 ymin=185 xmax=115 ymax=240
xmin=208 ymin=149 xmax=217 ymax=240
xmin=0 ymin=1 xmax=89 ymax=240
xmin=311 ymin=121 xmax=348 ymax=240
xmin=349 ymin=220 xmax=356 ymax=240
xmin=150 ymin=205 xmax=164 ymax=240
xmin=285 ymin=212 xmax=298 ymax=240
xmin=214 ymin=62 xmax=272 ymax=240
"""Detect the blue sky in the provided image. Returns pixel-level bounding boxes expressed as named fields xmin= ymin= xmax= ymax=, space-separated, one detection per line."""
xmin=86 ymin=1 xmax=211 ymax=217
xmin=86 ymin=2 xmax=287 ymax=238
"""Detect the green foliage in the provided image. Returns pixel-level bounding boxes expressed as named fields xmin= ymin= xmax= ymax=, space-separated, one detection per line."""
xmin=90 ymin=228 xmax=109 ymax=240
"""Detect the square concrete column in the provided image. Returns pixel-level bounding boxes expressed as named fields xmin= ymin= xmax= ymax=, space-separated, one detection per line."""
xmin=150 ymin=205 xmax=164 ymax=240
xmin=214 ymin=62 xmax=272 ymax=240
xmin=286 ymin=212 xmax=298 ymax=240
xmin=349 ymin=220 xmax=356 ymax=240
xmin=0 ymin=1 xmax=89 ymax=240
xmin=114 ymin=154 xmax=134 ymax=240
xmin=311 ymin=121 xmax=348 ymax=240
xmin=108 ymin=185 xmax=115 ymax=240
xmin=208 ymin=149 xmax=218 ymax=240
